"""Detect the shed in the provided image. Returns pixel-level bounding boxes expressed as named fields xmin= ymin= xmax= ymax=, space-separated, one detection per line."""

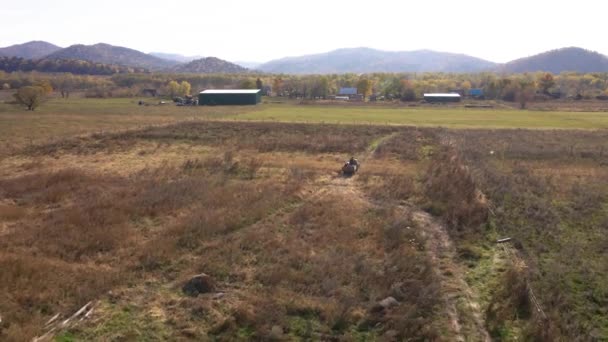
xmin=199 ymin=89 xmax=261 ymax=105
xmin=423 ymin=93 xmax=461 ymax=103
xmin=469 ymin=88 xmax=484 ymax=98
xmin=338 ymin=87 xmax=358 ymax=96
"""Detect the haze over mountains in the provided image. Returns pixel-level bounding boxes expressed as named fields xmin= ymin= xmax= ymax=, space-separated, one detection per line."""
xmin=1 ymin=41 xmax=608 ymax=75
xmin=149 ymin=52 xmax=204 ymax=63
xmin=256 ymin=48 xmax=498 ymax=73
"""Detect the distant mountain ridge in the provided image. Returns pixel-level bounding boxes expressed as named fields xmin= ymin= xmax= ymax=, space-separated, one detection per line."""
xmin=172 ymin=57 xmax=249 ymax=74
xmin=257 ymin=47 xmax=498 ymax=74
xmin=45 ymin=43 xmax=178 ymax=70
xmin=2 ymin=41 xmax=608 ymax=74
xmin=500 ymin=47 xmax=608 ymax=73
xmin=0 ymin=41 xmax=62 ymax=59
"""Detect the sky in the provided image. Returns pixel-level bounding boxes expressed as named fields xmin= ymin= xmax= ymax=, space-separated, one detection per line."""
xmin=1 ymin=0 xmax=606 ymax=63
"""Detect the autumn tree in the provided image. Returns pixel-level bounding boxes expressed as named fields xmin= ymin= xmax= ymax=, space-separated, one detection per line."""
xmin=461 ymin=80 xmax=472 ymax=94
xmin=357 ymin=78 xmax=373 ymax=99
xmin=256 ymin=78 xmax=263 ymax=90
xmin=57 ymin=73 xmax=75 ymax=98
xmin=311 ymin=76 xmax=330 ymax=99
xmin=240 ymin=79 xmax=256 ymax=89
xmin=272 ymin=78 xmax=283 ymax=96
xmin=179 ymin=81 xmax=191 ymax=96
xmin=538 ymin=73 xmax=555 ymax=94
xmin=34 ymin=80 xmax=53 ymax=94
xmin=13 ymin=86 xmax=46 ymax=111
xmin=516 ymin=80 xmax=536 ymax=109
xmin=167 ymin=80 xmax=180 ymax=98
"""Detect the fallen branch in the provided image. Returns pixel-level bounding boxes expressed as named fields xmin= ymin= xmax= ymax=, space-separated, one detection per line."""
xmin=33 ymin=301 xmax=97 ymax=342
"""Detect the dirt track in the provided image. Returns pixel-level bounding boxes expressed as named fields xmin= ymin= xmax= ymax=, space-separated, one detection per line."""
xmin=304 ymin=139 xmax=491 ymax=340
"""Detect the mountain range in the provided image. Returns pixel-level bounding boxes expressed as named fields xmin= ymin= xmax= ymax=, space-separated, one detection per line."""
xmin=1 ymin=41 xmax=608 ymax=75
xmin=45 ymin=43 xmax=178 ymax=70
xmin=256 ymin=47 xmax=497 ymax=73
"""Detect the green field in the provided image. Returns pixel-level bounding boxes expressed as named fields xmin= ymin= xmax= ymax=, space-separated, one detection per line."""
xmin=239 ymin=103 xmax=608 ymax=129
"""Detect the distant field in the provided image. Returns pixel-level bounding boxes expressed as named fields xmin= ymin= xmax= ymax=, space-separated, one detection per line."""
xmin=236 ymin=103 xmax=608 ymax=129
xmin=0 ymin=97 xmax=248 ymax=155
xmin=3 ymin=98 xmax=608 ymax=157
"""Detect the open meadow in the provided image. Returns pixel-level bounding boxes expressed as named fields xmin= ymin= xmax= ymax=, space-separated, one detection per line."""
xmin=0 ymin=98 xmax=607 ymax=340
xmin=239 ymin=102 xmax=608 ymax=129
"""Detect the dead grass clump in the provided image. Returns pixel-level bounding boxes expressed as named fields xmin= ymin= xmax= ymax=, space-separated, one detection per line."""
xmin=23 ymin=133 xmax=137 ymax=157
xmin=13 ymin=195 xmax=132 ymax=261
xmin=134 ymin=177 xmax=210 ymax=217
xmin=486 ymin=259 xmax=532 ymax=338
xmin=0 ymin=203 xmax=26 ymax=221
xmin=138 ymin=179 xmax=299 ymax=275
xmin=0 ymin=254 xmax=119 ymax=341
xmin=373 ymin=128 xmax=439 ymax=160
xmin=383 ymin=215 xmax=423 ymax=253
xmin=422 ymin=147 xmax=489 ymax=233
xmin=0 ymin=169 xmax=92 ymax=205
xmin=182 ymin=152 xmax=264 ymax=180
xmin=364 ymin=173 xmax=416 ymax=202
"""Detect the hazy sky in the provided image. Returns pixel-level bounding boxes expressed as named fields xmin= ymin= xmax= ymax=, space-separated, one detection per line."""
xmin=1 ymin=0 xmax=605 ymax=63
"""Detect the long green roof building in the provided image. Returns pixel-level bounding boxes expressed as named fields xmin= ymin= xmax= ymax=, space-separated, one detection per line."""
xmin=199 ymin=89 xmax=261 ymax=105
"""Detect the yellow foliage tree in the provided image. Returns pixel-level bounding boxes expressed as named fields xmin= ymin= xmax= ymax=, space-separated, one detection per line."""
xmin=34 ymin=80 xmax=53 ymax=94
xmin=14 ymin=86 xmax=46 ymax=111
xmin=179 ymin=81 xmax=191 ymax=96
xmin=167 ymin=81 xmax=180 ymax=98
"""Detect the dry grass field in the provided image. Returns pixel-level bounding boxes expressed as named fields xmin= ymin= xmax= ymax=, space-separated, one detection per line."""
xmin=1 ymin=98 xmax=607 ymax=340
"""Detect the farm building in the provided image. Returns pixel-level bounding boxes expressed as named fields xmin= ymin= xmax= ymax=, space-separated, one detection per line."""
xmin=199 ymin=89 xmax=261 ymax=105
xmin=469 ymin=88 xmax=484 ymax=98
xmin=338 ymin=87 xmax=358 ymax=96
xmin=423 ymin=93 xmax=461 ymax=103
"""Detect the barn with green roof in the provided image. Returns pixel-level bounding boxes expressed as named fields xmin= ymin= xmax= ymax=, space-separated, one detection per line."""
xmin=199 ymin=89 xmax=262 ymax=105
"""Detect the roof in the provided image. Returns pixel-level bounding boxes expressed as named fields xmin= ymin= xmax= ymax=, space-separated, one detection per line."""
xmin=423 ymin=93 xmax=461 ymax=97
xmin=200 ymin=89 xmax=261 ymax=94
xmin=338 ymin=87 xmax=357 ymax=95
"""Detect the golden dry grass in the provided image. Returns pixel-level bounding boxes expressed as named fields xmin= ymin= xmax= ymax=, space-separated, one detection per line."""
xmin=1 ymin=107 xmax=607 ymax=340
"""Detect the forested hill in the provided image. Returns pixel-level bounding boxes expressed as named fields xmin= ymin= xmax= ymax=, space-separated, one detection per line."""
xmin=0 ymin=41 xmax=62 ymax=59
xmin=46 ymin=43 xmax=177 ymax=70
xmin=500 ymin=47 xmax=608 ymax=73
xmin=172 ymin=57 xmax=249 ymax=74
xmin=258 ymin=47 xmax=497 ymax=74
xmin=0 ymin=56 xmax=147 ymax=75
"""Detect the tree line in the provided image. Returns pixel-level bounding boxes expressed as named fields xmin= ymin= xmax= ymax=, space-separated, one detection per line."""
xmin=109 ymin=71 xmax=608 ymax=100
xmin=3 ymin=71 xmax=608 ymax=104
